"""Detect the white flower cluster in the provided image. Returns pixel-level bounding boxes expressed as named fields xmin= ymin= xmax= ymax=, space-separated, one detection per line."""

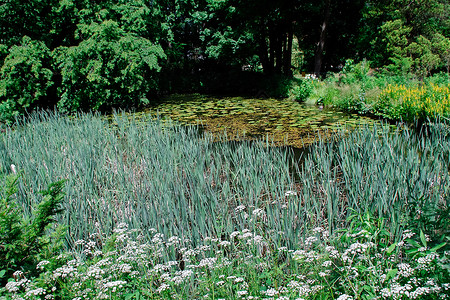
xmin=3 ymin=221 xmax=449 ymax=300
xmin=102 ymin=280 xmax=127 ymax=292
xmin=36 ymin=260 xmax=50 ymax=270
xmin=336 ymin=294 xmax=353 ymax=300
xmin=5 ymin=279 xmax=31 ymax=293
xmin=235 ymin=204 xmax=246 ymax=213
xmin=285 ymin=190 xmax=297 ymax=197
xmin=341 ymin=242 xmax=375 ymax=263
xmin=397 ymin=263 xmax=414 ymax=277
xmin=292 ymin=249 xmax=322 ymax=262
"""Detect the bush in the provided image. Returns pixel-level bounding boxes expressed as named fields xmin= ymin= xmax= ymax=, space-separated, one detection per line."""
xmin=0 ymin=174 xmax=66 ymax=285
xmin=291 ymin=78 xmax=313 ymax=102
xmin=0 ymin=37 xmax=53 ymax=124
xmin=53 ymin=20 xmax=166 ymax=113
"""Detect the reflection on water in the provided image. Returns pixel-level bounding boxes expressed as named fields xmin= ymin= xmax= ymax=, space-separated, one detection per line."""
xmin=136 ymin=94 xmax=384 ymax=148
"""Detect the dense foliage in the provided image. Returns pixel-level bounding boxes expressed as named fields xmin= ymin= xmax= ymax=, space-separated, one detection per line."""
xmin=0 ymin=175 xmax=66 ymax=286
xmin=308 ymin=60 xmax=450 ymax=122
xmin=1 ymin=0 xmax=449 ymax=122
xmin=0 ymin=113 xmax=448 ymax=298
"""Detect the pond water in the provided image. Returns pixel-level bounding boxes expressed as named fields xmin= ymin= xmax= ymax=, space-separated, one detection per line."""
xmin=137 ymin=94 xmax=382 ymax=148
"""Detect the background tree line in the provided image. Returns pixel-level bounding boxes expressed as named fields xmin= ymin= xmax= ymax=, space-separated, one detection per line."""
xmin=0 ymin=0 xmax=449 ymax=122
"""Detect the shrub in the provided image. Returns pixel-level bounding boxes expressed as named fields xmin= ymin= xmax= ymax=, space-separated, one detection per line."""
xmin=0 ymin=174 xmax=66 ymax=285
xmin=291 ymin=78 xmax=313 ymax=102
xmin=53 ymin=20 xmax=166 ymax=113
xmin=0 ymin=37 xmax=53 ymax=124
xmin=340 ymin=59 xmax=372 ymax=86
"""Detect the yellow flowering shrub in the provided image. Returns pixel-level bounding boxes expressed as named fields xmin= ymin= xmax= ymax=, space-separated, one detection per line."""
xmin=377 ymin=84 xmax=450 ymax=121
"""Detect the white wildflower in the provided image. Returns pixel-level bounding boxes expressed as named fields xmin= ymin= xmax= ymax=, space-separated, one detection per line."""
xmin=113 ymin=222 xmax=128 ymax=234
xmin=264 ymin=288 xmax=279 ymax=296
xmin=305 ymin=236 xmax=318 ymax=247
xmin=236 ymin=290 xmax=248 ymax=297
xmin=198 ymin=257 xmax=217 ymax=268
xmin=219 ymin=240 xmax=231 ymax=247
xmin=252 ymin=208 xmax=264 ymax=217
xmin=230 ymin=231 xmax=240 ymax=239
xmin=322 ymin=260 xmax=332 ymax=267
xmin=25 ymin=288 xmax=46 ymax=297
xmin=397 ymin=263 xmax=414 ymax=277
xmin=156 ymin=283 xmax=170 ymax=293
xmin=235 ymin=205 xmax=246 ymax=212
xmin=285 ymin=190 xmax=297 ymax=196
xmin=336 ymin=294 xmax=353 ymax=300
xmin=36 ymin=260 xmax=50 ymax=270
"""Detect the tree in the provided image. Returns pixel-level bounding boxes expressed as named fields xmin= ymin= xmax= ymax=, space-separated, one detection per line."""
xmin=53 ymin=20 xmax=166 ymax=112
xmin=0 ymin=37 xmax=53 ymax=123
xmin=408 ymin=35 xmax=441 ymax=78
xmin=433 ymin=33 xmax=450 ymax=74
xmin=184 ymin=0 xmax=299 ymax=75
xmin=358 ymin=0 xmax=450 ymax=74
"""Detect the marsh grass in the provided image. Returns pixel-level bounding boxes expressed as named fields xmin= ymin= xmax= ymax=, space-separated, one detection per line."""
xmin=1 ymin=111 xmax=449 ymax=299
xmin=300 ymin=121 xmax=450 ymax=240
xmin=1 ymin=112 xmax=449 ymax=250
xmin=0 ymin=111 xmax=299 ymax=249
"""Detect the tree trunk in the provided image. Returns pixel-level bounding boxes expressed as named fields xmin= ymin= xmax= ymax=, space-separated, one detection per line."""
xmin=283 ymin=22 xmax=294 ymax=75
xmin=258 ymin=20 xmax=271 ymax=74
xmin=314 ymin=0 xmax=331 ymax=77
xmin=269 ymin=31 xmax=276 ymax=73
xmin=274 ymin=24 xmax=284 ymax=74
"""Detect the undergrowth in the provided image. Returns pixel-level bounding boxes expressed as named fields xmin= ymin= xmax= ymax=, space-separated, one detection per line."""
xmin=0 ymin=112 xmax=449 ymax=299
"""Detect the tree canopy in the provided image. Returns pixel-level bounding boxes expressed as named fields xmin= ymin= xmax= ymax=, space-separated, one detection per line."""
xmin=1 ymin=0 xmax=449 ymax=121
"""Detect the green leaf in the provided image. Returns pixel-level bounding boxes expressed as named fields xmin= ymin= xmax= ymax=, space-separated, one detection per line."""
xmin=125 ymin=290 xmax=141 ymax=300
xmin=420 ymin=230 xmax=427 ymax=248
xmin=430 ymin=242 xmax=446 ymax=253
xmin=386 ymin=243 xmax=397 ymax=255
xmin=406 ymin=239 xmax=420 ymax=248
xmin=386 ymin=268 xmax=398 ymax=282
xmin=0 ymin=270 xmax=6 ymax=278
xmin=363 ymin=285 xmax=372 ymax=292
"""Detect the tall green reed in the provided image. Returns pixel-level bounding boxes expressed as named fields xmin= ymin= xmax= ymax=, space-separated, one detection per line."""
xmin=0 ymin=111 xmax=299 ymax=249
xmin=297 ymin=121 xmax=450 ymax=239
xmin=1 ymin=111 xmax=448 ymax=252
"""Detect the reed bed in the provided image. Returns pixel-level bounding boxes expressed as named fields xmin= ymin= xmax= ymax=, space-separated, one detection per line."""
xmin=0 ymin=112 xmax=299 ymax=249
xmin=299 ymin=122 xmax=450 ymax=240
xmin=0 ymin=111 xmax=449 ymax=251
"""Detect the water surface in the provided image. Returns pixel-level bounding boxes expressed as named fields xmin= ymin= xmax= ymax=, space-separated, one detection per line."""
xmin=138 ymin=94 xmax=381 ymax=148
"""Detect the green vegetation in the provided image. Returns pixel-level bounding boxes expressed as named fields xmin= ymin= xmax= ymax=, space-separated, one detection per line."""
xmin=308 ymin=59 xmax=450 ymax=122
xmin=0 ymin=175 xmax=66 ymax=286
xmin=1 ymin=0 xmax=449 ymax=123
xmin=1 ymin=1 xmax=450 ymax=298
xmin=0 ymin=113 xmax=449 ymax=298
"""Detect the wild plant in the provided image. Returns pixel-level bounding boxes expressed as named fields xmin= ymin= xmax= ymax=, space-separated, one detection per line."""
xmin=376 ymin=84 xmax=450 ymax=121
xmin=0 ymin=111 xmax=299 ymax=249
xmin=291 ymin=79 xmax=313 ymax=102
xmin=3 ymin=215 xmax=448 ymax=299
xmin=1 ymin=112 xmax=449 ymax=252
xmin=0 ymin=173 xmax=66 ymax=286
xmin=297 ymin=121 xmax=450 ymax=240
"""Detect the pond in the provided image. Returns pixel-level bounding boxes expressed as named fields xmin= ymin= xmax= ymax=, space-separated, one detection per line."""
xmin=136 ymin=94 xmax=381 ymax=148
